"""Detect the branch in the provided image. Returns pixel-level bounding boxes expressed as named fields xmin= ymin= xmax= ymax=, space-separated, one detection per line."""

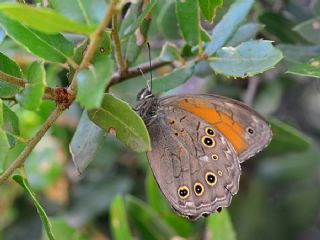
xmin=107 ymin=59 xmax=171 ymax=90
xmin=112 ymin=14 xmax=127 ymax=74
xmin=242 ymin=76 xmax=261 ymax=106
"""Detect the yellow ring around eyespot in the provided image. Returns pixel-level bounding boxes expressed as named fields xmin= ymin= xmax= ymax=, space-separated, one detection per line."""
xmin=205 ymin=127 xmax=215 ymax=136
xmin=201 ymin=136 xmax=215 ymax=148
xmin=218 ymin=170 xmax=223 ymax=176
xmin=211 ymin=154 xmax=219 ymax=161
xmin=205 ymin=172 xmax=217 ymax=186
xmin=193 ymin=182 xmax=204 ymax=197
xmin=177 ymin=186 xmax=190 ymax=200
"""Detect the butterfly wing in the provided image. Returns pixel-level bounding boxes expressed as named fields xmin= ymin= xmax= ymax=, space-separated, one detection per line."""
xmin=146 ymin=106 xmax=240 ymax=220
xmin=159 ymin=94 xmax=272 ymax=162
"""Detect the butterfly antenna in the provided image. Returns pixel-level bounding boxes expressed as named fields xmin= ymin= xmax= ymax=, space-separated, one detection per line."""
xmin=147 ymin=42 xmax=152 ymax=93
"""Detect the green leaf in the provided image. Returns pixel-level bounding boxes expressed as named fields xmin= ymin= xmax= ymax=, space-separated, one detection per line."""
xmin=76 ymin=55 xmax=114 ymax=109
xmin=12 ymin=175 xmax=55 ymax=240
xmin=43 ymin=217 xmax=88 ymax=240
xmin=259 ymin=12 xmax=304 ymax=44
xmin=267 ymin=118 xmax=310 ymax=155
xmin=17 ymin=61 xmax=45 ymax=110
xmin=0 ymin=13 xmax=74 ymax=63
xmin=293 ymin=18 xmax=320 ymax=44
xmin=0 ymin=3 xmax=95 ymax=34
xmin=205 ymin=0 xmax=254 ymax=56
xmin=0 ymin=129 xmax=10 ymax=173
xmin=206 ymin=210 xmax=236 ymax=240
xmin=153 ymin=65 xmax=194 ymax=94
xmin=278 ymin=44 xmax=320 ymax=64
xmin=227 ymin=23 xmax=263 ymax=46
xmin=157 ymin=1 xmax=180 ymax=39
xmin=159 ymin=42 xmax=183 ymax=62
xmin=88 ymin=94 xmax=151 ymax=152
xmin=49 ymin=0 xmax=107 ymax=25
xmin=314 ymin=0 xmax=320 ymax=17
xmin=209 ymin=40 xmax=283 ymax=77
xmin=199 ymin=0 xmax=223 ymax=22
xmin=0 ymin=51 xmax=22 ymax=97
xmin=0 ymin=100 xmax=10 ymax=170
xmin=125 ymin=196 xmax=176 ymax=240
xmin=2 ymin=103 xmax=19 ymax=148
xmin=70 ymin=111 xmax=104 ymax=173
xmin=176 ymin=0 xmax=200 ymax=46
xmin=122 ymin=0 xmax=157 ymax=38
xmin=0 ymin=98 xmax=3 ymax=127
xmin=110 ymin=195 xmax=132 ymax=240
xmin=287 ymin=57 xmax=320 ymax=78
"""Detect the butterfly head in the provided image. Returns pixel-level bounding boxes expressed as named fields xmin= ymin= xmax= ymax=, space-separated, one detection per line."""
xmin=137 ymin=87 xmax=153 ymax=101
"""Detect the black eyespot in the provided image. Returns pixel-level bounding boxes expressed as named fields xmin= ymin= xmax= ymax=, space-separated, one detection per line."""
xmin=205 ymin=127 xmax=215 ymax=136
xmin=217 ymin=207 xmax=222 ymax=213
xmin=201 ymin=136 xmax=215 ymax=147
xmin=178 ymin=186 xmax=189 ymax=199
xmin=179 ymin=189 xmax=188 ymax=196
xmin=205 ymin=172 xmax=217 ymax=186
xmin=207 ymin=174 xmax=215 ymax=183
xmin=247 ymin=127 xmax=254 ymax=135
xmin=193 ymin=183 xmax=204 ymax=196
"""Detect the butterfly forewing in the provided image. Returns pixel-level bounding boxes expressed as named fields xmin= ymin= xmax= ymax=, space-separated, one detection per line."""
xmin=160 ymin=94 xmax=272 ymax=162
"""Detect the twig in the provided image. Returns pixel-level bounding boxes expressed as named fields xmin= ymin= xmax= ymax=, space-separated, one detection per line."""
xmin=112 ymin=14 xmax=127 ymax=75
xmin=68 ymin=0 xmax=116 ymax=97
xmin=0 ymin=3 xmax=117 ymax=186
xmin=242 ymin=76 xmax=261 ymax=106
xmin=107 ymin=59 xmax=171 ymax=89
xmin=0 ymin=108 xmax=63 ymax=184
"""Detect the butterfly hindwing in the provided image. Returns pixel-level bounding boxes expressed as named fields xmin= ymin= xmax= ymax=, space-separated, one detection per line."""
xmin=146 ymin=106 xmax=240 ymax=220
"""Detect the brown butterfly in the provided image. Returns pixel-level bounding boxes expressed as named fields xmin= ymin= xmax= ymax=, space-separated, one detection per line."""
xmin=136 ymin=88 xmax=272 ymax=220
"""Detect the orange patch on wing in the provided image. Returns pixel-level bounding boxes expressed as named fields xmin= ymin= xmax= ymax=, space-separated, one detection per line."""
xmin=176 ymin=98 xmax=247 ymax=153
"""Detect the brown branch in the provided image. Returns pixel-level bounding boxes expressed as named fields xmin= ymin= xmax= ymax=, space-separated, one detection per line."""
xmin=242 ymin=76 xmax=261 ymax=106
xmin=107 ymin=59 xmax=171 ymax=90
xmin=112 ymin=14 xmax=127 ymax=74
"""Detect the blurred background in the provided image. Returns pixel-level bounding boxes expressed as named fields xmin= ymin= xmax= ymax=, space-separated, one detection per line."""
xmin=1 ymin=0 xmax=320 ymax=239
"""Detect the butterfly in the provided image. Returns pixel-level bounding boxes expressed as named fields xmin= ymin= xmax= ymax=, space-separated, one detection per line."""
xmin=136 ymin=87 xmax=272 ymax=220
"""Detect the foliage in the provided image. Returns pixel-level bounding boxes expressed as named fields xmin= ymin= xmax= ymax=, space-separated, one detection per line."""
xmin=0 ymin=0 xmax=319 ymax=239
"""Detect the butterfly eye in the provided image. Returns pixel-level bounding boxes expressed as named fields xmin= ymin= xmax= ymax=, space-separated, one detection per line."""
xmin=205 ymin=127 xmax=215 ymax=136
xmin=178 ymin=186 xmax=190 ymax=199
xmin=205 ymin=172 xmax=217 ymax=186
xmin=201 ymin=136 xmax=215 ymax=148
xmin=193 ymin=182 xmax=204 ymax=196
xmin=247 ymin=127 xmax=255 ymax=135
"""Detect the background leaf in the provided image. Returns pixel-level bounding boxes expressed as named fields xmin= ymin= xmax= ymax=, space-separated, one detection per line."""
xmin=0 ymin=3 xmax=95 ymax=34
xmin=0 ymin=51 xmax=22 ymax=97
xmin=88 ymin=94 xmax=151 ymax=152
xmin=16 ymin=61 xmax=45 ymax=110
xmin=209 ymin=40 xmax=283 ymax=77
xmin=205 ymin=0 xmax=254 ymax=55
xmin=76 ymin=55 xmax=114 ymax=109
xmin=199 ymin=0 xmax=223 ymax=22
xmin=206 ymin=210 xmax=236 ymax=240
xmin=293 ymin=18 xmax=320 ymax=44
xmin=70 ymin=111 xmax=104 ymax=173
xmin=13 ymin=175 xmax=55 ymax=240
xmin=110 ymin=195 xmax=132 ymax=240
xmin=0 ymin=13 xmax=74 ymax=63
xmin=176 ymin=0 xmax=200 ymax=46
xmin=287 ymin=57 xmax=320 ymax=78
